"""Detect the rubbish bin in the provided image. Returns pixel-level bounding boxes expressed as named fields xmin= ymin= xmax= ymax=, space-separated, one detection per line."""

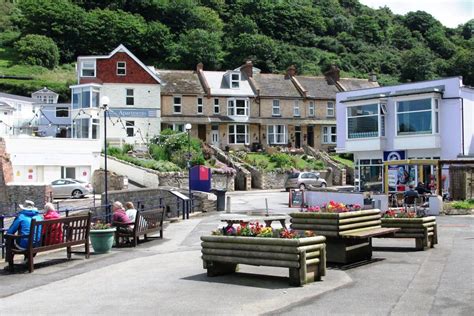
xmin=212 ymin=189 xmax=227 ymax=212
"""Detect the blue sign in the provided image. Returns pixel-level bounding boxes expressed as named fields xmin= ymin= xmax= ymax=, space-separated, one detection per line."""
xmin=108 ymin=108 xmax=158 ymax=118
xmin=190 ymin=165 xmax=211 ymax=192
xmin=383 ymin=150 xmax=406 ymax=161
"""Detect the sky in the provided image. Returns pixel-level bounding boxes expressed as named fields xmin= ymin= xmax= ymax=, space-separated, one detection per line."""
xmin=359 ymin=0 xmax=473 ymax=28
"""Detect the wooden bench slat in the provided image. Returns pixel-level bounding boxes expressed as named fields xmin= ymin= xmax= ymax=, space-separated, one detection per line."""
xmin=339 ymin=227 xmax=400 ymax=239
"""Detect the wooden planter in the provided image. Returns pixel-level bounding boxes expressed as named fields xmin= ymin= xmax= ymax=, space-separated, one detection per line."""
xmin=381 ymin=216 xmax=438 ymax=250
xmin=201 ymin=235 xmax=326 ymax=286
xmin=290 ymin=209 xmax=390 ymax=264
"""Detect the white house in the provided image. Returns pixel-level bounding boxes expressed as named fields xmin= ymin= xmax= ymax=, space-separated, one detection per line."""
xmin=0 ymin=92 xmax=38 ymax=136
xmin=336 ymin=77 xmax=474 ymax=191
xmin=71 ymin=44 xmax=161 ymax=147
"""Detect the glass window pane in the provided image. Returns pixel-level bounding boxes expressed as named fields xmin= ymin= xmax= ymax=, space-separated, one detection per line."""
xmin=347 ymin=104 xmax=378 ymax=117
xmin=397 ymin=111 xmax=432 ymax=135
xmin=81 ymin=90 xmax=90 ymax=108
xmin=348 ymin=116 xmax=378 ymax=138
xmin=397 ymin=99 xmax=431 ymax=112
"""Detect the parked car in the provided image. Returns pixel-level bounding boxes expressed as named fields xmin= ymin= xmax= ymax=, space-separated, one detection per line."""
xmin=51 ymin=179 xmax=93 ymax=198
xmin=285 ymin=172 xmax=327 ymax=191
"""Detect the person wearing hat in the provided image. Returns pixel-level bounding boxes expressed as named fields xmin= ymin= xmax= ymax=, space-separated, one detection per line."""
xmin=6 ymin=200 xmax=43 ymax=249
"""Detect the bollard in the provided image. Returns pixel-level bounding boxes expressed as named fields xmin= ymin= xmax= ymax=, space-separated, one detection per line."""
xmin=226 ymin=196 xmax=231 ymax=213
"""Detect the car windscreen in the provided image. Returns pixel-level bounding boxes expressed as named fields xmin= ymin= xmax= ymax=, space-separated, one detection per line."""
xmin=288 ymin=173 xmax=299 ymax=179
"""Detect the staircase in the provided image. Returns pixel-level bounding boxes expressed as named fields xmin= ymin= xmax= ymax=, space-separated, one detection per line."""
xmin=304 ymin=145 xmax=350 ymax=186
xmin=208 ymin=144 xmax=252 ymax=191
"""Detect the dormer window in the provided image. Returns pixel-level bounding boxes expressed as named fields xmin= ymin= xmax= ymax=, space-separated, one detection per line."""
xmin=117 ymin=62 xmax=126 ymax=76
xmin=81 ymin=60 xmax=96 ymax=77
xmin=231 ymin=73 xmax=240 ymax=88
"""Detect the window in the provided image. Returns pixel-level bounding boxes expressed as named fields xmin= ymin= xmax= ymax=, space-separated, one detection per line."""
xmin=434 ymin=98 xmax=439 ymax=133
xmin=74 ymin=118 xmax=89 ymax=138
xmin=228 ymin=124 xmax=248 ymax=144
xmin=15 ymin=103 xmax=22 ymax=111
xmin=327 ymin=101 xmax=335 ymax=117
xmin=272 ymin=100 xmax=280 ymax=116
xmin=380 ymin=103 xmax=386 ymax=137
xmin=214 ymin=98 xmax=220 ymax=114
xmin=172 ymin=123 xmax=184 ymax=132
xmin=92 ymin=118 xmax=99 ymax=139
xmin=227 ymin=99 xmax=249 ymax=116
xmin=126 ymin=89 xmax=134 ymax=106
xmin=117 ymin=62 xmax=126 ymax=76
xmin=397 ymin=98 xmax=432 ymax=136
xmin=48 ymin=95 xmax=54 ymax=103
xmin=347 ymin=104 xmax=379 ymax=139
xmin=197 ymin=97 xmax=203 ymax=114
xmin=356 ymin=159 xmax=383 ymax=192
xmin=126 ymin=121 xmax=134 ymax=137
xmin=267 ymin=125 xmax=286 ymax=144
xmin=56 ymin=107 xmax=69 ymax=118
xmin=308 ymin=102 xmax=315 ymax=117
xmin=72 ymin=87 xmax=100 ymax=109
xmin=81 ymin=61 xmax=96 ymax=77
xmin=293 ymin=101 xmax=300 ymax=117
xmin=231 ymin=73 xmax=240 ymax=88
xmin=173 ymin=96 xmax=182 ymax=113
xmin=322 ymin=126 xmax=337 ymax=144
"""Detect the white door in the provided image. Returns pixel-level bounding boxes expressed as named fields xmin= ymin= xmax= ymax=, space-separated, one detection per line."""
xmin=211 ymin=126 xmax=219 ymax=146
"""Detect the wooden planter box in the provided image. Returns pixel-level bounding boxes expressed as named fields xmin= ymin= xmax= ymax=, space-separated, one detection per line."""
xmin=380 ymin=216 xmax=438 ymax=250
xmin=200 ymin=235 xmax=326 ymax=286
xmin=290 ymin=209 xmax=398 ymax=264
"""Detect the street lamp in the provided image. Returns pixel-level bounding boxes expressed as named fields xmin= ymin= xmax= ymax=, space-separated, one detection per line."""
xmin=101 ymin=96 xmax=110 ymax=222
xmin=185 ymin=123 xmax=192 ymax=217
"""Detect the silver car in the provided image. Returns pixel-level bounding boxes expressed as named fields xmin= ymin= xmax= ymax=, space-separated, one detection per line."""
xmin=51 ymin=179 xmax=93 ymax=198
xmin=285 ymin=172 xmax=327 ymax=191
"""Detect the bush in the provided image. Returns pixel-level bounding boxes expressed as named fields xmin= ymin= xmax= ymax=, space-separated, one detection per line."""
xmin=122 ymin=143 xmax=134 ymax=153
xmin=149 ymin=144 xmax=168 ymax=161
xmin=269 ymin=153 xmax=293 ymax=169
xmin=106 ymin=146 xmax=123 ymax=156
xmin=451 ymin=200 xmax=474 ymax=209
xmin=15 ymin=34 xmax=60 ymax=69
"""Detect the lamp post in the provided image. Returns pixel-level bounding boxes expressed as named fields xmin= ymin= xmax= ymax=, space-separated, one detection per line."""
xmin=101 ymin=96 xmax=110 ymax=222
xmin=185 ymin=123 xmax=192 ymax=218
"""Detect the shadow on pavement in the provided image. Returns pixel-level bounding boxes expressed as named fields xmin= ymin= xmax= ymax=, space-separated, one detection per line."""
xmin=182 ymin=272 xmax=293 ymax=289
xmin=1 ymin=258 xmax=76 ymax=274
xmin=327 ymin=258 xmax=385 ymax=270
xmin=372 ymin=246 xmax=418 ymax=252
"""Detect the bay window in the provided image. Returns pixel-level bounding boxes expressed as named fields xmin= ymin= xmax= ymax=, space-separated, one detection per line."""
xmin=267 ymin=125 xmax=287 ymax=145
xmin=228 ymin=124 xmax=248 ymax=144
xmin=227 ymin=98 xmax=249 ymax=116
xmin=397 ymin=98 xmax=433 ymax=135
xmin=347 ymin=104 xmax=379 ymax=139
xmin=72 ymin=87 xmax=100 ymax=109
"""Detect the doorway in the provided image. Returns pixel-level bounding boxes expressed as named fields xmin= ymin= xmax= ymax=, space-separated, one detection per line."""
xmin=294 ymin=126 xmax=301 ymax=148
xmin=211 ymin=125 xmax=219 ymax=146
xmin=198 ymin=124 xmax=206 ymax=141
xmin=307 ymin=126 xmax=314 ymax=147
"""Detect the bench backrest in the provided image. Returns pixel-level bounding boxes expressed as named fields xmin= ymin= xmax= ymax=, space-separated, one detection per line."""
xmin=28 ymin=213 xmax=92 ymax=251
xmin=135 ymin=208 xmax=164 ymax=234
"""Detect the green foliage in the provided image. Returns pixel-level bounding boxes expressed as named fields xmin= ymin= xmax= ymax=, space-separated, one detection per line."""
xmin=244 ymin=153 xmax=324 ymax=172
xmin=269 ymin=153 xmax=293 ymax=169
xmin=451 ymin=200 xmax=474 ymax=209
xmin=15 ymin=34 xmax=59 ymax=69
xmin=400 ymin=46 xmax=436 ymax=82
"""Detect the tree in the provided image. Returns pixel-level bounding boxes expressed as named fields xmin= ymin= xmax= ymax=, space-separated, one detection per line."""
xmin=168 ymin=29 xmax=224 ymax=70
xmin=400 ymin=46 xmax=436 ymax=82
xmin=143 ymin=21 xmax=173 ymax=62
xmin=353 ymin=15 xmax=383 ymax=44
xmin=389 ymin=25 xmax=415 ymax=50
xmin=461 ymin=19 xmax=474 ymax=40
xmin=227 ymin=33 xmax=278 ymax=72
xmin=446 ymin=49 xmax=474 ymax=85
xmin=403 ymin=11 xmax=441 ymax=35
xmin=15 ymin=34 xmax=60 ymax=69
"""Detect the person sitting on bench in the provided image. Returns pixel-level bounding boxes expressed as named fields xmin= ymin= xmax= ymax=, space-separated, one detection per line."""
xmin=112 ymin=201 xmax=133 ymax=232
xmin=42 ymin=202 xmax=63 ymax=245
xmin=7 ymin=200 xmax=43 ymax=250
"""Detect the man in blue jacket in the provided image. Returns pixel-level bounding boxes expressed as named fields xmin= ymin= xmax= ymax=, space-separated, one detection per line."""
xmin=7 ymin=200 xmax=43 ymax=249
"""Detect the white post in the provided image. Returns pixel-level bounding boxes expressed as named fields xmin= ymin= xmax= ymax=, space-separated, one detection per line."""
xmin=265 ymin=198 xmax=269 ymax=216
xmin=226 ymin=196 xmax=231 ymax=213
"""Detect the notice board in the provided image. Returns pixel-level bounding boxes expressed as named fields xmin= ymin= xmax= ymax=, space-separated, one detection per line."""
xmin=289 ymin=189 xmax=305 ymax=208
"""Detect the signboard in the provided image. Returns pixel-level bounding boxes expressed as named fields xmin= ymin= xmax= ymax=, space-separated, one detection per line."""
xmin=383 ymin=150 xmax=406 ymax=161
xmin=190 ymin=165 xmax=211 ymax=192
xmin=289 ymin=189 xmax=305 ymax=208
xmin=108 ymin=108 xmax=158 ymax=118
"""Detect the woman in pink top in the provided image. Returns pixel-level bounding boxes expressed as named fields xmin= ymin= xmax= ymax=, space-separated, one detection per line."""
xmin=42 ymin=202 xmax=63 ymax=245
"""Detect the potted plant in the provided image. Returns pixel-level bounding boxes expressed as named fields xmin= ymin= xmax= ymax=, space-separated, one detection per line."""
xmin=89 ymin=221 xmax=116 ymax=254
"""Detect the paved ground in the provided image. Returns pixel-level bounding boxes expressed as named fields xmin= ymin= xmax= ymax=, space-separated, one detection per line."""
xmin=1 ymin=190 xmax=473 ymax=315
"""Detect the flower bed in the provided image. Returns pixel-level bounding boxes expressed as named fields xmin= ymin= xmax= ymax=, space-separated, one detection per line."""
xmin=201 ymin=222 xmax=326 ymax=286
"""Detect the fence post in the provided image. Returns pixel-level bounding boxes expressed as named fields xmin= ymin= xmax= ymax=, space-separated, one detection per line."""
xmin=0 ymin=216 xmax=4 ymax=259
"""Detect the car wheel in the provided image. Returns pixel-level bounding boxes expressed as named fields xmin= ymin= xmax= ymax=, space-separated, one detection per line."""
xmin=320 ymin=183 xmax=327 ymax=188
xmin=299 ymin=184 xmax=306 ymax=190
xmin=72 ymin=189 xmax=83 ymax=199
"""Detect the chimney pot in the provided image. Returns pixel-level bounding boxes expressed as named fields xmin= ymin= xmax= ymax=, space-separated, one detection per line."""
xmin=286 ymin=65 xmax=296 ymax=79
xmin=242 ymin=60 xmax=253 ymax=78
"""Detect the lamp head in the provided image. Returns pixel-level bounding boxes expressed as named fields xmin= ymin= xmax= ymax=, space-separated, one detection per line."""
xmin=185 ymin=123 xmax=192 ymax=131
xmin=101 ymin=96 xmax=110 ymax=109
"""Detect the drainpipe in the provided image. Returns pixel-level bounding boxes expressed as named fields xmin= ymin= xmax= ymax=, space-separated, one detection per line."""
xmin=442 ymin=97 xmax=464 ymax=156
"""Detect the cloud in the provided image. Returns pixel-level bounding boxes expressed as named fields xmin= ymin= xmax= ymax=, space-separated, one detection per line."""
xmin=359 ymin=0 xmax=473 ymax=28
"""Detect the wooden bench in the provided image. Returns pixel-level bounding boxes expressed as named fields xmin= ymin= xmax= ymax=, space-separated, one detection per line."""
xmin=380 ymin=216 xmax=438 ymax=250
xmin=5 ymin=213 xmax=92 ymax=273
xmin=290 ymin=209 xmax=400 ymax=264
xmin=201 ymin=235 xmax=326 ymax=286
xmin=113 ymin=208 xmax=164 ymax=247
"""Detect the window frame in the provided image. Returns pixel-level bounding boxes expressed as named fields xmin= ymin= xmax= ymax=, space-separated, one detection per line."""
xmin=230 ymin=73 xmax=240 ymax=89
xmin=213 ymin=98 xmax=220 ymax=114
xmin=346 ymin=103 xmax=380 ymax=139
xmin=227 ymin=98 xmax=249 ymax=117
xmin=81 ymin=60 xmax=96 ymax=77
xmin=272 ymin=100 xmax=280 ymax=116
xmin=293 ymin=101 xmax=300 ymax=117
xmin=197 ymin=97 xmax=203 ymax=114
xmin=395 ymin=97 xmax=434 ymax=136
xmin=55 ymin=107 xmax=69 ymax=118
xmin=173 ymin=95 xmax=182 ymax=114
xmin=267 ymin=125 xmax=287 ymax=145
xmin=327 ymin=101 xmax=335 ymax=117
xmin=126 ymin=89 xmax=134 ymax=106
xmin=228 ymin=124 xmax=249 ymax=145
xmin=172 ymin=123 xmax=184 ymax=132
xmin=117 ymin=61 xmax=126 ymax=76
xmin=322 ymin=125 xmax=337 ymax=144
xmin=308 ymin=101 xmax=315 ymax=117
xmin=126 ymin=120 xmax=135 ymax=137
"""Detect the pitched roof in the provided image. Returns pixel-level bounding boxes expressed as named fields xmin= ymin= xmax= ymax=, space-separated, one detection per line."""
xmin=158 ymin=70 xmax=204 ymax=95
xmin=294 ymin=76 xmax=339 ymax=99
xmin=253 ymin=73 xmax=301 ymax=98
xmin=337 ymin=78 xmax=379 ymax=91
xmin=32 ymin=87 xmax=57 ymax=95
xmin=0 ymin=92 xmax=36 ymax=102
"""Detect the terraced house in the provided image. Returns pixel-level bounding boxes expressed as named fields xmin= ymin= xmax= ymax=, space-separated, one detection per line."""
xmin=159 ymin=62 xmax=377 ymax=151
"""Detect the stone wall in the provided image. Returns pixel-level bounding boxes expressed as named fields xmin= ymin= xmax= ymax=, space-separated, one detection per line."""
xmin=210 ymin=144 xmax=251 ymax=190
xmin=92 ymin=169 xmax=127 ymax=194
xmin=3 ymin=183 xmax=52 ymax=212
xmin=0 ymin=138 xmax=13 ymax=203
xmin=103 ymin=187 xmax=216 ymax=219
xmin=449 ymin=166 xmax=474 ymax=200
xmin=250 ymin=169 xmax=330 ymax=190
xmin=304 ymin=145 xmax=348 ymax=186
xmin=212 ymin=173 xmax=235 ymax=190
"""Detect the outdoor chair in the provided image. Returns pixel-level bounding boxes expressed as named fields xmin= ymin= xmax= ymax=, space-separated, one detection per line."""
xmin=404 ymin=196 xmax=426 ymax=216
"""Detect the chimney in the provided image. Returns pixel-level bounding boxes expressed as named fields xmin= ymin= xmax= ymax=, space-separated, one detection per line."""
xmin=196 ymin=62 xmax=204 ymax=71
xmin=285 ymin=65 xmax=296 ymax=79
xmin=242 ymin=60 xmax=253 ymax=78
xmin=324 ymin=65 xmax=340 ymax=83
xmin=369 ymin=72 xmax=377 ymax=82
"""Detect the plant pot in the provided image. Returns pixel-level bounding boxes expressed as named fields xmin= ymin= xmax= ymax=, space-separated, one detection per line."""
xmin=381 ymin=216 xmax=438 ymax=250
xmin=90 ymin=228 xmax=116 ymax=254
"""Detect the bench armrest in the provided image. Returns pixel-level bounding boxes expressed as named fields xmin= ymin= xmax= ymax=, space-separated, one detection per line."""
xmin=4 ymin=234 xmax=24 ymax=240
